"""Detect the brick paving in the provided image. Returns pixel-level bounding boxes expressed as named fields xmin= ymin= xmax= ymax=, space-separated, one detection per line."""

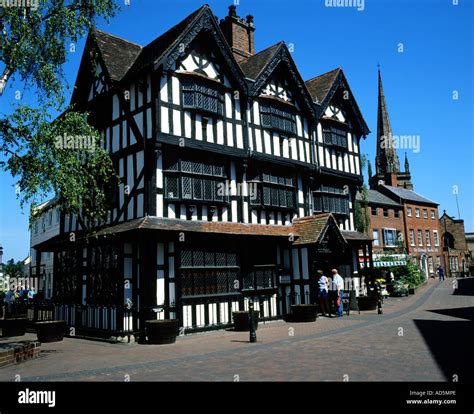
xmin=0 ymin=277 xmax=472 ymax=382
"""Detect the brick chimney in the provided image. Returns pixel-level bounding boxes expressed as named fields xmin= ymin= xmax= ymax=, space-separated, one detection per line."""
xmin=386 ymin=172 xmax=398 ymax=187
xmin=219 ymin=5 xmax=255 ymax=63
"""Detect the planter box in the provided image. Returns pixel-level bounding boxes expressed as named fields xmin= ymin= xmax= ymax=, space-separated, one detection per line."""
xmin=35 ymin=321 xmax=66 ymax=343
xmin=232 ymin=311 xmax=259 ymax=332
xmin=289 ymin=304 xmax=318 ymax=322
xmin=357 ymin=296 xmax=378 ymax=311
xmin=145 ymin=320 xmax=179 ymax=345
xmin=0 ymin=318 xmax=27 ymax=337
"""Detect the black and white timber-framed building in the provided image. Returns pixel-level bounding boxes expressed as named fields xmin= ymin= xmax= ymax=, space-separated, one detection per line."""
xmin=32 ymin=4 xmax=373 ymax=336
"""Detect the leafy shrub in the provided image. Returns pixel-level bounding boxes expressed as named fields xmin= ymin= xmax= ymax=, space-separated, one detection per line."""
xmin=390 ymin=262 xmax=425 ymax=289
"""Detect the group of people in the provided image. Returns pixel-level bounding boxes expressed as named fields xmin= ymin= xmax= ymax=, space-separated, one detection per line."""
xmin=316 ymin=268 xmax=345 ymax=318
xmin=3 ymin=285 xmax=35 ymax=304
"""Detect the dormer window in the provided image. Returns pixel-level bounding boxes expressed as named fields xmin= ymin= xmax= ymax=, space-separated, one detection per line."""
xmin=182 ymin=77 xmax=223 ymax=116
xmin=323 ymin=125 xmax=347 ymax=149
xmin=260 ymin=102 xmax=296 ymax=135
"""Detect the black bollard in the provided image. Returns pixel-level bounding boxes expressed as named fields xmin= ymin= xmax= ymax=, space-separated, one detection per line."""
xmin=249 ymin=299 xmax=257 ymax=343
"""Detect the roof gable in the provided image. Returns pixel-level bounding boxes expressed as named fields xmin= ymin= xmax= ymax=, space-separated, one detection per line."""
xmin=306 ymin=68 xmax=369 ymax=136
xmin=127 ymin=5 xmax=247 ymax=91
xmin=242 ymin=43 xmax=316 ymax=118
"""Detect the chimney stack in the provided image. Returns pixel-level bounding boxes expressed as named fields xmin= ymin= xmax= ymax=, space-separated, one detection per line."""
xmin=219 ymin=5 xmax=255 ymax=63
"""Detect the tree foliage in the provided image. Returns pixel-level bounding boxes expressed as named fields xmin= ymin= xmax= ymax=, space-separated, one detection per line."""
xmin=1 ymin=0 xmax=119 ymax=229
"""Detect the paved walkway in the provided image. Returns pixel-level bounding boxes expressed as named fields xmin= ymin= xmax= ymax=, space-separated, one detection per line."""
xmin=0 ymin=278 xmax=472 ymax=381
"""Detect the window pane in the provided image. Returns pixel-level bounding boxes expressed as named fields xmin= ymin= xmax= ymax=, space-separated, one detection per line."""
xmin=181 ymin=176 xmax=192 ymax=199
xmin=165 ymin=176 xmax=179 ymax=199
xmin=193 ymin=178 xmax=202 ymax=200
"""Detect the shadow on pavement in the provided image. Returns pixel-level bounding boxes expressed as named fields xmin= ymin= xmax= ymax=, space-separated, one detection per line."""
xmin=453 ymin=277 xmax=474 ymax=296
xmin=414 ymin=318 xmax=474 ymax=382
xmin=427 ymin=306 xmax=474 ymax=321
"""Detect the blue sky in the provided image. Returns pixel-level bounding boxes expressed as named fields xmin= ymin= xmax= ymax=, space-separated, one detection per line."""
xmin=0 ymin=0 xmax=472 ymax=262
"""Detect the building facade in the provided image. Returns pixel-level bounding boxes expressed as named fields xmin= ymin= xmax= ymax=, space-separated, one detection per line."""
xmin=32 ymin=5 xmax=373 ymax=336
xmin=365 ymin=69 xmax=442 ymax=278
xmin=356 ymin=188 xmax=407 ymax=269
xmin=440 ymin=212 xmax=471 ymax=278
xmin=30 ymin=200 xmax=60 ymax=299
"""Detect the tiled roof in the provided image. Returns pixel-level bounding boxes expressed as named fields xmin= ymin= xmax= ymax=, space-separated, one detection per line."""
xmin=92 ymin=29 xmax=142 ymax=81
xmin=356 ymin=189 xmax=402 ymax=207
xmin=305 ymin=68 xmax=341 ymax=103
xmin=34 ymin=214 xmax=372 ymax=249
xmin=382 ymin=185 xmax=438 ymax=205
xmin=126 ymin=5 xmax=206 ymax=78
xmin=239 ymin=42 xmax=283 ymax=80
xmin=292 ymin=214 xmax=333 ymax=245
xmin=96 ymin=217 xmax=295 ymax=238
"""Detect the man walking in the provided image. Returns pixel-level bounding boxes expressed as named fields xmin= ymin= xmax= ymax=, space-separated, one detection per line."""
xmin=437 ymin=265 xmax=445 ymax=281
xmin=331 ymin=269 xmax=344 ymax=317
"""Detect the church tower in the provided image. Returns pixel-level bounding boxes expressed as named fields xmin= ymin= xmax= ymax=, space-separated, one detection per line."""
xmin=370 ymin=67 xmax=413 ymax=190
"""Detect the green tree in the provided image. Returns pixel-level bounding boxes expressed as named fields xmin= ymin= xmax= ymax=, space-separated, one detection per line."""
xmin=1 ymin=0 xmax=120 ymax=229
xmin=355 ymin=154 xmax=370 ymax=233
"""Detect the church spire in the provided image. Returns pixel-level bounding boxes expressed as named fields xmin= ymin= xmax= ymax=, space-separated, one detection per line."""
xmin=376 ymin=66 xmax=400 ymax=175
xmin=404 ymin=152 xmax=410 ymax=173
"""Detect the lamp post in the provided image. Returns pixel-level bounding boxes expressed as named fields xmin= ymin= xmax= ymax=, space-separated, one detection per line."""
xmin=248 ymin=298 xmax=257 ymax=343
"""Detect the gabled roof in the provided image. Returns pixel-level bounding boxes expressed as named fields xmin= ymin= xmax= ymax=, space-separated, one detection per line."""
xmin=292 ymin=213 xmax=347 ymax=246
xmin=356 ymin=189 xmax=402 ymax=207
xmin=381 ymin=185 xmax=438 ymax=206
xmin=305 ymin=68 xmax=341 ymax=104
xmin=125 ymin=5 xmax=207 ymax=77
xmin=305 ymin=68 xmax=370 ymax=136
xmin=91 ymin=29 xmax=142 ymax=81
xmin=239 ymin=42 xmax=283 ymax=80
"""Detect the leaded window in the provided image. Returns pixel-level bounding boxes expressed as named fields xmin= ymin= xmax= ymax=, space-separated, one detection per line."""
xmin=180 ymin=249 xmax=239 ymax=297
xmin=164 ymin=159 xmax=229 ymax=203
xmin=260 ymin=103 xmax=296 ymax=134
xmin=248 ymin=171 xmax=296 ymax=210
xmin=182 ymin=77 xmax=223 ymax=116
xmin=323 ymin=125 xmax=348 ymax=149
xmin=313 ymin=185 xmax=349 ymax=215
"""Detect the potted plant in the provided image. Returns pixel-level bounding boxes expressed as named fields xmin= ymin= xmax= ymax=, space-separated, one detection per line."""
xmin=232 ymin=310 xmax=260 ymax=331
xmin=145 ymin=319 xmax=179 ymax=344
xmin=35 ymin=320 xmax=66 ymax=343
xmin=0 ymin=317 xmax=27 ymax=337
xmin=288 ymin=304 xmax=318 ymax=322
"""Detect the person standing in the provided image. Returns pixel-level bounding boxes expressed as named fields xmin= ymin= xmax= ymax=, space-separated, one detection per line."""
xmin=437 ymin=266 xmax=445 ymax=281
xmin=316 ymin=270 xmax=330 ymax=317
xmin=331 ymin=269 xmax=344 ymax=317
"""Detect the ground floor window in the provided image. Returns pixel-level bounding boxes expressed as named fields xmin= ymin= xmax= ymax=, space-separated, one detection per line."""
xmin=180 ymin=249 xmax=239 ymax=297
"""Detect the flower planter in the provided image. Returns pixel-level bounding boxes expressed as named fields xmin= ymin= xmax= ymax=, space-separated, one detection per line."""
xmin=357 ymin=296 xmax=378 ymax=311
xmin=35 ymin=320 xmax=66 ymax=343
xmin=289 ymin=304 xmax=318 ymax=322
xmin=232 ymin=311 xmax=259 ymax=332
xmin=0 ymin=318 xmax=27 ymax=337
xmin=145 ymin=319 xmax=179 ymax=344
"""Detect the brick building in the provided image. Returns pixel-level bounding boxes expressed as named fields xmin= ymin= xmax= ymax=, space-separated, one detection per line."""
xmin=440 ymin=212 xmax=471 ymax=277
xmin=362 ymin=68 xmax=441 ymax=278
xmin=356 ymin=189 xmax=406 ymax=268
